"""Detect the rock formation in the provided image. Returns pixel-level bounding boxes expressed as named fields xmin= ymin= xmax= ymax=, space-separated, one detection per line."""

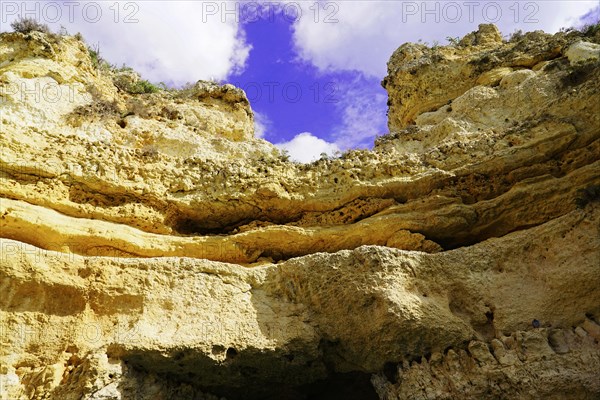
xmin=0 ymin=24 xmax=599 ymax=399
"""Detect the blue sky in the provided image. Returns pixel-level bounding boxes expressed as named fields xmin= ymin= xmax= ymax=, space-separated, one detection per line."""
xmin=230 ymin=12 xmax=387 ymax=152
xmin=2 ymin=1 xmax=599 ymax=162
xmin=230 ymin=13 xmax=348 ymax=143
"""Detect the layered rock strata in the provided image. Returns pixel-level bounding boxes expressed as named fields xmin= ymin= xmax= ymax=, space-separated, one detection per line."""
xmin=1 ymin=24 xmax=599 ymax=399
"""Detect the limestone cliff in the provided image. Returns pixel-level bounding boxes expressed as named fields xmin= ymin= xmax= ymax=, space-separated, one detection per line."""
xmin=1 ymin=24 xmax=599 ymax=399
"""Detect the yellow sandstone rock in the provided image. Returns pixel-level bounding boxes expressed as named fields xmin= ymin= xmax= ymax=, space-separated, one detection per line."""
xmin=0 ymin=24 xmax=599 ymax=399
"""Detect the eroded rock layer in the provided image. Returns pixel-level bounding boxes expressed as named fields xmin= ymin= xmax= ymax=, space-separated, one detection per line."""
xmin=1 ymin=24 xmax=599 ymax=399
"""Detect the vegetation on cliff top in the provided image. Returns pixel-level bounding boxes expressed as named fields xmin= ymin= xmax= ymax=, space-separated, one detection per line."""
xmin=10 ymin=16 xmax=50 ymax=34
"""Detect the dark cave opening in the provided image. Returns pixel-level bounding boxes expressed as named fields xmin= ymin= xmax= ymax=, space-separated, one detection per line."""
xmin=295 ymin=371 xmax=379 ymax=400
xmin=205 ymin=370 xmax=379 ymax=400
xmin=119 ymin=348 xmax=380 ymax=400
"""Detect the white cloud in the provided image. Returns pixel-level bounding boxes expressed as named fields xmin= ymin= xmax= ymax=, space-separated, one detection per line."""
xmin=291 ymin=1 xmax=600 ymax=78
xmin=276 ymin=132 xmax=340 ymax=163
xmin=576 ymin=5 xmax=600 ymax=27
xmin=253 ymin=110 xmax=270 ymax=139
xmin=277 ymin=80 xmax=388 ymax=156
xmin=288 ymin=1 xmax=599 ymax=148
xmin=329 ymin=75 xmax=388 ymax=149
xmin=332 ymin=93 xmax=388 ymax=149
xmin=1 ymin=1 xmax=251 ymax=85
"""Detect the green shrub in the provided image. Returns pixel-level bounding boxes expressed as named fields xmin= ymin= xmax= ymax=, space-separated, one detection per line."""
xmin=508 ymin=29 xmax=524 ymax=42
xmin=126 ymin=79 xmax=161 ymax=94
xmin=88 ymin=45 xmax=112 ymax=71
xmin=10 ymin=17 xmax=50 ymax=34
xmin=278 ymin=149 xmax=291 ymax=162
xmin=88 ymin=47 xmax=101 ymax=66
xmin=580 ymin=21 xmax=600 ymax=37
xmin=84 ymin=39 xmax=161 ymax=94
xmin=446 ymin=36 xmax=460 ymax=46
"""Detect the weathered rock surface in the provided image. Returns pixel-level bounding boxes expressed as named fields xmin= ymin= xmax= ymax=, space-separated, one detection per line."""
xmin=1 ymin=24 xmax=599 ymax=399
xmin=372 ymin=325 xmax=600 ymax=399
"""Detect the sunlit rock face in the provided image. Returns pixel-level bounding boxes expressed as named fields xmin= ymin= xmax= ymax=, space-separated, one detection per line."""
xmin=1 ymin=24 xmax=599 ymax=399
